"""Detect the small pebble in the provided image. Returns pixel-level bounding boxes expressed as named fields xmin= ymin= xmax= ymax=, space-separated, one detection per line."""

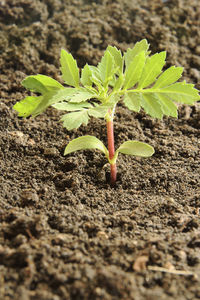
xmin=43 ymin=147 xmax=59 ymax=156
xmin=97 ymin=231 xmax=108 ymax=239
xmin=20 ymin=189 xmax=39 ymax=206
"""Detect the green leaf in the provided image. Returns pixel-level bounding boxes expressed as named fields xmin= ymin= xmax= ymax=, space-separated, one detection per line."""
xmin=22 ymin=75 xmax=64 ymax=94
xmin=138 ymin=51 xmax=166 ymax=89
xmin=124 ymin=39 xmax=149 ymax=68
xmin=15 ymin=40 xmax=200 ymax=129
xmin=116 ymin=140 xmax=154 ymax=157
xmin=141 ymin=93 xmax=163 ymax=119
xmin=87 ymin=66 xmax=103 ymax=91
xmin=107 ymin=45 xmax=123 ymax=73
xmin=13 ymin=88 xmax=73 ymax=118
xmin=97 ymin=50 xmax=115 ymax=85
xmin=52 ymin=101 xmax=92 ymax=111
xmin=123 ymin=45 xmax=199 ymax=118
xmin=157 ymin=94 xmax=178 ymax=117
xmin=13 ymin=96 xmax=43 ymax=117
xmin=88 ymin=104 xmax=110 ymax=118
xmin=61 ymin=110 xmax=89 ymax=130
xmin=123 ymin=51 xmax=146 ymax=89
xmin=64 ymin=135 xmax=108 ymax=157
xmin=81 ymin=64 xmax=93 ymax=86
xmin=68 ymin=88 xmax=96 ymax=103
xmin=108 ymin=75 xmax=117 ymax=88
xmin=60 ymin=49 xmax=79 ymax=87
xmin=31 ymin=88 xmax=79 ymax=116
xmin=123 ymin=92 xmax=142 ymax=112
xmin=153 ymin=66 xmax=183 ymax=88
xmin=113 ymin=74 xmax=124 ymax=91
xmin=158 ymin=82 xmax=200 ymax=104
xmin=88 ymin=66 xmax=101 ymax=81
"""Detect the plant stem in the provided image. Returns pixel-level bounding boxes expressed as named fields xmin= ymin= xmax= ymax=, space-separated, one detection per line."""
xmin=106 ymin=109 xmax=117 ymax=185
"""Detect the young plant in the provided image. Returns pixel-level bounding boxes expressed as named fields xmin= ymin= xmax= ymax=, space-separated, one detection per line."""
xmin=13 ymin=39 xmax=200 ymax=185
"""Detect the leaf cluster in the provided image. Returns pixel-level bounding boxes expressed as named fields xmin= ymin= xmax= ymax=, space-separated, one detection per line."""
xmin=13 ymin=39 xmax=200 ymax=130
xmin=13 ymin=40 xmax=200 ymax=169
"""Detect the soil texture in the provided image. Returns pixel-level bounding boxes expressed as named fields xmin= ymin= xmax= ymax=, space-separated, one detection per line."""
xmin=0 ymin=0 xmax=200 ymax=299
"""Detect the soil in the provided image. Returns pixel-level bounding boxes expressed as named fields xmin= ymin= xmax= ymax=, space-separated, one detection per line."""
xmin=0 ymin=0 xmax=200 ymax=299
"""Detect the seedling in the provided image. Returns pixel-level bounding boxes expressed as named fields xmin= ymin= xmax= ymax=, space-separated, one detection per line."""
xmin=13 ymin=39 xmax=200 ymax=185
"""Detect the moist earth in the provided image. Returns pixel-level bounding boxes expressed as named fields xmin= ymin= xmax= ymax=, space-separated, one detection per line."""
xmin=0 ymin=0 xmax=200 ymax=299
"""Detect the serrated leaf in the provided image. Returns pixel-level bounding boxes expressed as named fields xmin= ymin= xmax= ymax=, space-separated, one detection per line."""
xmin=159 ymin=82 xmax=200 ymax=104
xmin=61 ymin=110 xmax=89 ymax=130
xmin=34 ymin=75 xmax=64 ymax=90
xmin=141 ymin=93 xmax=163 ymax=119
xmin=123 ymin=51 xmax=146 ymax=89
xmin=64 ymin=135 xmax=108 ymax=156
xmin=123 ymin=92 xmax=142 ymax=112
xmin=22 ymin=77 xmax=46 ymax=94
xmin=81 ymin=64 xmax=93 ymax=86
xmin=22 ymin=75 xmax=64 ymax=94
xmin=157 ymin=94 xmax=178 ymax=117
xmin=88 ymin=66 xmax=101 ymax=80
xmin=113 ymin=74 xmax=124 ymax=91
xmin=116 ymin=140 xmax=154 ymax=157
xmin=87 ymin=66 xmax=103 ymax=89
xmin=52 ymin=101 xmax=93 ymax=111
xmin=107 ymin=45 xmax=123 ymax=73
xmin=153 ymin=66 xmax=183 ymax=88
xmin=88 ymin=104 xmax=110 ymax=118
xmin=138 ymin=51 xmax=166 ymax=89
xmin=60 ymin=49 xmax=79 ymax=87
xmin=124 ymin=39 xmax=149 ymax=68
xmin=68 ymin=88 xmax=96 ymax=103
xmin=31 ymin=88 xmax=78 ymax=116
xmin=13 ymin=88 xmax=73 ymax=118
xmin=13 ymin=96 xmax=43 ymax=117
xmin=97 ymin=51 xmax=115 ymax=85
xmin=108 ymin=75 xmax=117 ymax=87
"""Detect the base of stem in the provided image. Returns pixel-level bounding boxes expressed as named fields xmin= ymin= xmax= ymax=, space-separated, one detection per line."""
xmin=110 ymin=163 xmax=117 ymax=186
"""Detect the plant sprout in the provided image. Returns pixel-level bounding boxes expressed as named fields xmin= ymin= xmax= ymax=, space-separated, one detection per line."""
xmin=13 ymin=39 xmax=200 ymax=185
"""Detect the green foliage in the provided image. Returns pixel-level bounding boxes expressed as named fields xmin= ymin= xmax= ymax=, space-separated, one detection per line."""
xmin=124 ymin=39 xmax=149 ymax=68
xmin=97 ymin=50 xmax=115 ymax=86
xmin=13 ymin=96 xmax=43 ymax=117
xmin=116 ymin=141 xmax=154 ymax=159
xmin=81 ymin=64 xmax=93 ymax=86
xmin=123 ymin=51 xmax=146 ymax=89
xmin=22 ymin=74 xmax=64 ymax=93
xmin=106 ymin=45 xmax=123 ymax=73
xmin=61 ymin=110 xmax=89 ymax=131
xmin=13 ymin=39 xmax=200 ymax=182
xmin=64 ymin=135 xmax=109 ymax=157
xmin=137 ymin=51 xmax=166 ymax=89
xmin=123 ymin=93 xmax=142 ymax=113
xmin=60 ymin=49 xmax=79 ymax=87
xmin=64 ymin=136 xmax=154 ymax=165
xmin=14 ymin=39 xmax=200 ymax=123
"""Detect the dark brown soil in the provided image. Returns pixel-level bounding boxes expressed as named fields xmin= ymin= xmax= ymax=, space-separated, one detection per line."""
xmin=0 ymin=0 xmax=200 ymax=299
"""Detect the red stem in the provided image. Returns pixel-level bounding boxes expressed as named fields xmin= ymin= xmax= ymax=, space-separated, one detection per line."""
xmin=106 ymin=117 xmax=117 ymax=185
